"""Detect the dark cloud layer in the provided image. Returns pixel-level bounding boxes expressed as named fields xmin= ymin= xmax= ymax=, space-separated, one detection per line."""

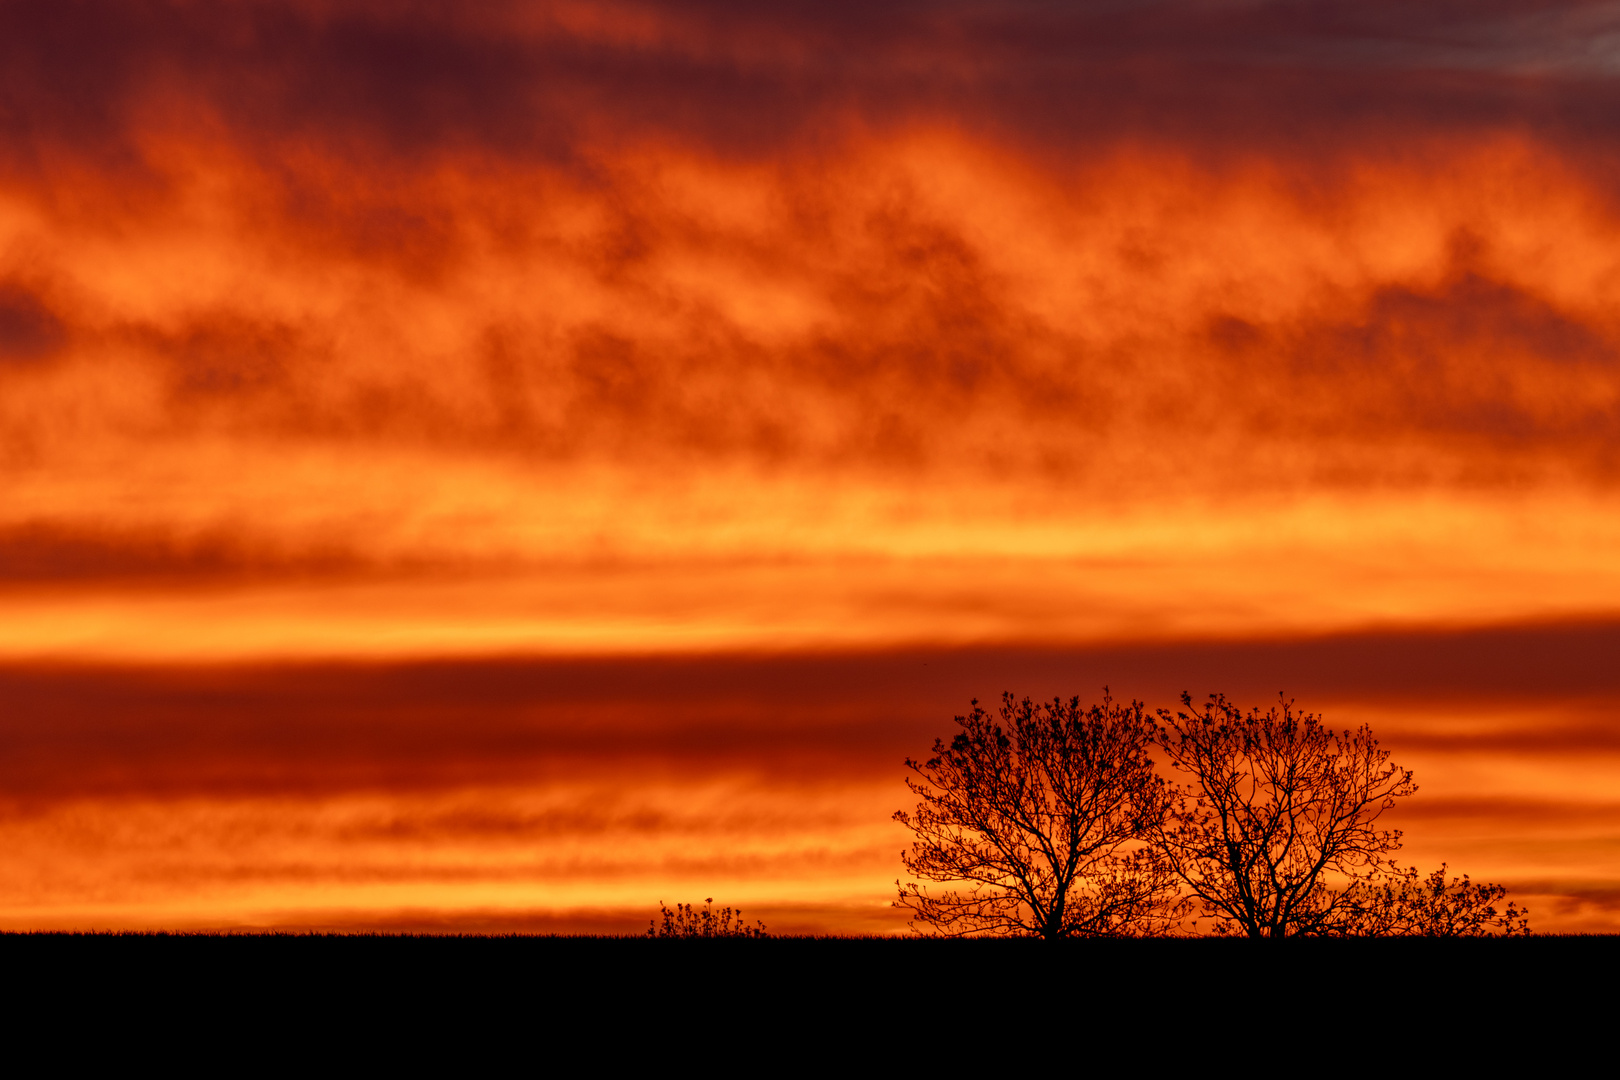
xmin=4 ymin=0 xmax=1620 ymax=168
xmin=4 ymin=619 xmax=1618 ymax=800
xmin=0 ymin=523 xmax=375 ymax=584
xmin=0 ymin=284 xmax=64 ymax=364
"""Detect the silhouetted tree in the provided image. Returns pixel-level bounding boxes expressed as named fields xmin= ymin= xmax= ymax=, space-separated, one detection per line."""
xmin=1154 ymin=692 xmax=1417 ymax=938
xmin=647 ymin=898 xmax=768 ymax=938
xmin=1340 ymin=864 xmax=1531 ymax=936
xmin=895 ymin=691 xmax=1184 ymax=938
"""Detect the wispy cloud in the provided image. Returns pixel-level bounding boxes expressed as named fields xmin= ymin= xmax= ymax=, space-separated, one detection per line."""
xmin=4 ymin=1 xmax=1618 ymax=931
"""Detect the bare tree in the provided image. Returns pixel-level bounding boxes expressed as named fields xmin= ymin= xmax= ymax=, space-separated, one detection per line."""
xmin=895 ymin=691 xmax=1184 ymax=939
xmin=1154 ymin=692 xmax=1417 ymax=938
xmin=1340 ymin=864 xmax=1531 ymax=936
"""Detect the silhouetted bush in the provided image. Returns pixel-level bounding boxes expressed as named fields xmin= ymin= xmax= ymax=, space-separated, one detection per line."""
xmin=1340 ymin=864 xmax=1531 ymax=937
xmin=647 ymin=899 xmax=768 ymax=938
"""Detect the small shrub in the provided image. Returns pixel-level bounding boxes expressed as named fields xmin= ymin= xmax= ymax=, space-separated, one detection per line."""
xmin=1342 ymin=864 xmax=1532 ymax=936
xmin=647 ymin=898 xmax=769 ymax=938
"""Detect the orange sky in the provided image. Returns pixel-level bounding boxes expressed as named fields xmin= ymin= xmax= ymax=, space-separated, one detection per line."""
xmin=2 ymin=0 xmax=1619 ymax=933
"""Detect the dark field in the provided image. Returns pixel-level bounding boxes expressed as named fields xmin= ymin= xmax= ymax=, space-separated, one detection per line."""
xmin=13 ymin=933 xmax=1610 ymax=1056
xmin=13 ymin=932 xmax=1616 ymax=991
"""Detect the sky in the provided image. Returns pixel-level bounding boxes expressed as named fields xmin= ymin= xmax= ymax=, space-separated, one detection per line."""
xmin=3 ymin=0 xmax=1620 ymax=933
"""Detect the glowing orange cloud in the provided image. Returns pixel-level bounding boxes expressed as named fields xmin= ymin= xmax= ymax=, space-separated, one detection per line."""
xmin=6 ymin=134 xmax=1620 ymax=661
xmin=1 ymin=634 xmax=1617 ymax=933
xmin=2 ymin=0 xmax=1617 ymax=934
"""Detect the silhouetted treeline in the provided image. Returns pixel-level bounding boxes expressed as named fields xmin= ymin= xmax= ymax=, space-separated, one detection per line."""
xmin=894 ymin=690 xmax=1530 ymax=938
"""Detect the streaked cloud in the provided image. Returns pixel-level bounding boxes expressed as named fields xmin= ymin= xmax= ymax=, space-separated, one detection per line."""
xmin=0 ymin=636 xmax=1616 ymax=932
xmin=2 ymin=1 xmax=1617 ymax=932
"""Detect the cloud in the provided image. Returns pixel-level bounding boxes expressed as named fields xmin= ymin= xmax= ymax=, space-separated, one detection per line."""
xmin=3 ymin=134 xmax=1619 ymax=498
xmin=0 ymin=283 xmax=65 ymax=364
xmin=6 ymin=5 xmax=1620 ymax=496
xmin=1392 ymin=796 xmax=1620 ymax=825
xmin=5 ymin=1 xmax=1620 ymax=932
xmin=6 ymin=1 xmax=1620 ymax=171
xmin=1 ymin=631 xmax=1616 ymax=931
xmin=5 ymin=623 xmax=1620 ymax=800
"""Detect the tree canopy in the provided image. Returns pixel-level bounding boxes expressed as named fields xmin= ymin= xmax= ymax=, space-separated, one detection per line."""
xmin=895 ymin=689 xmax=1529 ymax=938
xmin=894 ymin=692 xmax=1184 ymax=938
xmin=1153 ymin=692 xmax=1418 ymax=938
